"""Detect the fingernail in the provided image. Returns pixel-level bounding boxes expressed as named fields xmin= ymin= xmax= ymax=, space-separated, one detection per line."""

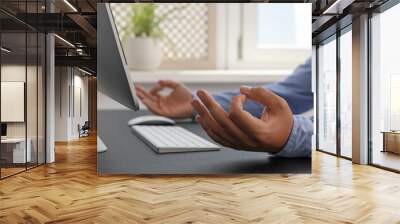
xmin=240 ymin=86 xmax=251 ymax=94
xmin=196 ymin=90 xmax=205 ymax=98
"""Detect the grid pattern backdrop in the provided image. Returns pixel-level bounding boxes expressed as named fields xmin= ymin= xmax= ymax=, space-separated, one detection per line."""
xmin=110 ymin=3 xmax=210 ymax=62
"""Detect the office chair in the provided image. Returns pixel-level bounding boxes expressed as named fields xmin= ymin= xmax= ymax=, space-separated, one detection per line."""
xmin=79 ymin=121 xmax=90 ymax=138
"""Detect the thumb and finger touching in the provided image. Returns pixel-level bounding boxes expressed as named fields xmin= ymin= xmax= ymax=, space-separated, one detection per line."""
xmin=229 ymin=94 xmax=264 ymax=136
xmin=158 ymin=80 xmax=180 ymax=88
xmin=240 ymin=86 xmax=285 ymax=114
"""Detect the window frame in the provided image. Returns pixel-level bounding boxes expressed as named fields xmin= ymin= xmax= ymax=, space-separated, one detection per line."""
xmin=226 ymin=3 xmax=311 ymax=70
xmin=315 ymin=34 xmax=338 ymax=156
xmin=338 ymin=26 xmax=353 ymax=159
xmin=112 ymin=3 xmax=311 ymax=71
xmin=315 ymin=24 xmax=353 ymax=161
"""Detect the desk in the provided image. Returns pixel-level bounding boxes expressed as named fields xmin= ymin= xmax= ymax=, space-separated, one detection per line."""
xmin=1 ymin=138 xmax=31 ymax=164
xmin=98 ymin=110 xmax=311 ymax=174
xmin=382 ymin=131 xmax=400 ymax=154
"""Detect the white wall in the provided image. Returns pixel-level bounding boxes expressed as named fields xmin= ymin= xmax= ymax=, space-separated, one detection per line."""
xmin=1 ymin=66 xmax=26 ymax=130
xmin=55 ymin=67 xmax=69 ymax=141
xmin=71 ymin=74 xmax=89 ymax=138
xmin=55 ymin=67 xmax=89 ymax=141
xmin=1 ymin=65 xmax=36 ymax=137
xmin=1 ymin=64 xmax=46 ymax=164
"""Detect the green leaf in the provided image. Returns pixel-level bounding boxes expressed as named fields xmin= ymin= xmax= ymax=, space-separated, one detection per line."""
xmin=124 ymin=3 xmax=188 ymax=39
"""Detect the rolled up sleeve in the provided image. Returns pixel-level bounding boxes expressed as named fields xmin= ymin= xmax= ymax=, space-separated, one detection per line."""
xmin=274 ymin=115 xmax=313 ymax=158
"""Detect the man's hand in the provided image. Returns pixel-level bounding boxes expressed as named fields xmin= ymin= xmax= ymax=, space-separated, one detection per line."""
xmin=191 ymin=87 xmax=294 ymax=153
xmin=135 ymin=80 xmax=193 ymax=119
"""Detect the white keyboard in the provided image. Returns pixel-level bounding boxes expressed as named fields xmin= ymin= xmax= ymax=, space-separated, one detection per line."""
xmin=131 ymin=125 xmax=220 ymax=153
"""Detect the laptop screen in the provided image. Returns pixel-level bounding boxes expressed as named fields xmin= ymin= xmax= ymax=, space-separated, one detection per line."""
xmin=109 ymin=5 xmax=128 ymax=66
xmin=97 ymin=3 xmax=140 ymax=111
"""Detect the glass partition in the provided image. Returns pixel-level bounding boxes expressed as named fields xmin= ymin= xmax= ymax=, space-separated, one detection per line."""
xmin=26 ymin=0 xmax=46 ymax=169
xmin=0 ymin=1 xmax=46 ymax=179
xmin=370 ymin=3 xmax=400 ymax=171
xmin=1 ymin=31 xmax=28 ymax=177
xmin=27 ymin=31 xmax=38 ymax=169
xmin=317 ymin=37 xmax=337 ymax=154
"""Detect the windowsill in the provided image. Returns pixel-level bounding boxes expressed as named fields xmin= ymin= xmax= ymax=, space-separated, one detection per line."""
xmin=131 ymin=69 xmax=292 ymax=83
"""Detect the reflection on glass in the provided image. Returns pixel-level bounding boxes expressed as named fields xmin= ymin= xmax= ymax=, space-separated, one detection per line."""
xmin=340 ymin=30 xmax=352 ymax=158
xmin=371 ymin=3 xmax=400 ymax=171
xmin=1 ymin=32 xmax=27 ymax=177
xmin=318 ymin=38 xmax=337 ymax=154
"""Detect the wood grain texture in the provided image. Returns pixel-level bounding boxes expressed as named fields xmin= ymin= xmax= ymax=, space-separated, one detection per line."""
xmin=1 ymin=135 xmax=400 ymax=224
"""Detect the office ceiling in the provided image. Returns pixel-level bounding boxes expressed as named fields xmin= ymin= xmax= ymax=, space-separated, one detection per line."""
xmin=0 ymin=32 xmax=45 ymax=65
xmin=1 ymin=0 xmax=97 ymax=73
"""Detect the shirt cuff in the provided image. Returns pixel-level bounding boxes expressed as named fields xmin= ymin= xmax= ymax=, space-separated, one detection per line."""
xmin=274 ymin=115 xmax=312 ymax=158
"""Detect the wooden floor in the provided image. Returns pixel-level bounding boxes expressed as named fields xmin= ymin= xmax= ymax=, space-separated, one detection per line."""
xmin=1 ymin=167 xmax=26 ymax=178
xmin=372 ymin=151 xmax=400 ymax=171
xmin=1 ymin=135 xmax=400 ymax=224
xmin=1 ymin=163 xmax=45 ymax=178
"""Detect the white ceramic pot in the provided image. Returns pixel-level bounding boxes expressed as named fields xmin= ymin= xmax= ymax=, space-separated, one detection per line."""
xmin=126 ymin=37 xmax=162 ymax=70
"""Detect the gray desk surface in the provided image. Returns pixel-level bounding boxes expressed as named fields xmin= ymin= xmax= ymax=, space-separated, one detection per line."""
xmin=98 ymin=110 xmax=311 ymax=174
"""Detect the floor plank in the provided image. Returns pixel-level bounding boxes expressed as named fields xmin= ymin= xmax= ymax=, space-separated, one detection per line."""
xmin=0 ymin=135 xmax=400 ymax=224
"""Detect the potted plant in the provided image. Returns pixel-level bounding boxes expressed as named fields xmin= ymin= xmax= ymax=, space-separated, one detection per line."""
xmin=123 ymin=4 xmax=184 ymax=70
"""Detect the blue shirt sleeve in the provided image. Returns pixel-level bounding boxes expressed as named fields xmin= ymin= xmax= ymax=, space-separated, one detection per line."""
xmin=274 ymin=115 xmax=313 ymax=158
xmin=212 ymin=58 xmax=313 ymax=117
xmin=211 ymin=59 xmax=313 ymax=158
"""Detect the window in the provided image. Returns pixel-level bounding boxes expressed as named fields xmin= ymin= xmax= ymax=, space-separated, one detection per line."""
xmin=110 ymin=3 xmax=216 ymax=69
xmin=370 ymin=3 xmax=400 ymax=171
xmin=339 ymin=29 xmax=352 ymax=158
xmin=317 ymin=37 xmax=337 ymax=155
xmin=239 ymin=3 xmax=311 ymax=69
xmin=316 ymin=28 xmax=352 ymax=159
xmin=111 ymin=3 xmax=311 ymax=71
